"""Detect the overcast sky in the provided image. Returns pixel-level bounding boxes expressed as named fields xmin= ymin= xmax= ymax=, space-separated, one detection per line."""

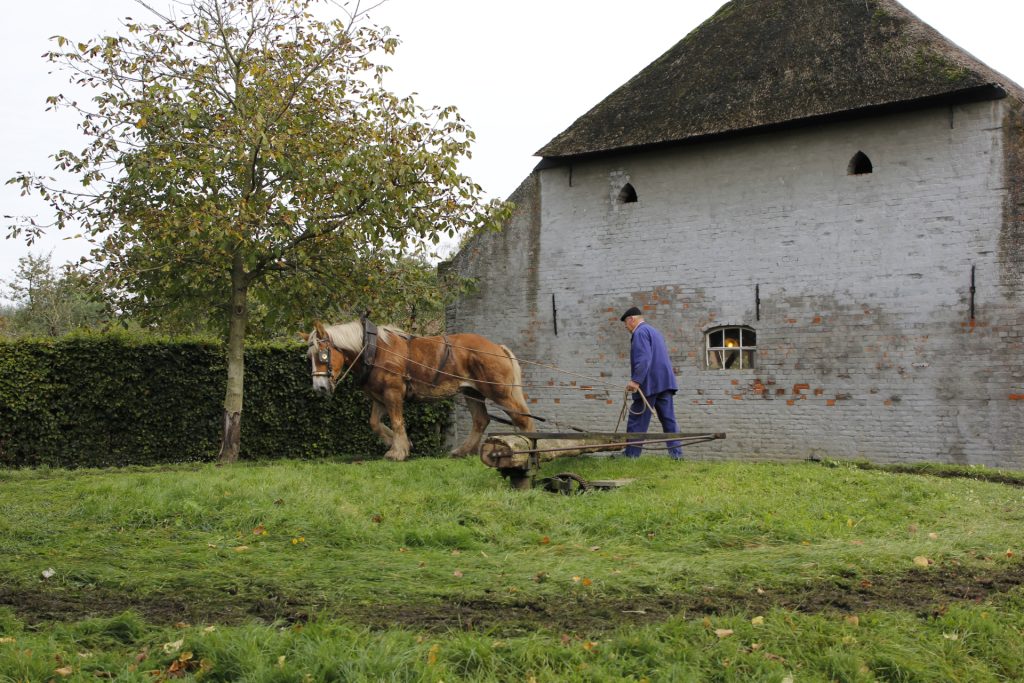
xmin=2 ymin=0 xmax=1023 ymax=289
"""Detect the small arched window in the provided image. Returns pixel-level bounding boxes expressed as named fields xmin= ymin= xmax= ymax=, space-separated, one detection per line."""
xmin=848 ymin=151 xmax=873 ymax=175
xmin=617 ymin=183 xmax=638 ymax=204
xmin=706 ymin=326 xmax=756 ymax=370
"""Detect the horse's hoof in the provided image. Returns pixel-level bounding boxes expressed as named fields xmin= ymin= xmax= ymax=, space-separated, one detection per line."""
xmin=384 ymin=450 xmax=409 ymax=461
xmin=449 ymin=450 xmax=468 ymax=459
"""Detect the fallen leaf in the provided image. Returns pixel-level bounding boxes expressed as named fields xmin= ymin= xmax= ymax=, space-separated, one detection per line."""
xmin=202 ymin=626 xmax=216 ymax=633
xmin=850 ymin=539 xmax=865 ymax=546
xmin=913 ymin=556 xmax=931 ymax=567
xmin=533 ymin=572 xmax=548 ymax=583
xmin=453 ymin=570 xmax=463 ymax=578
xmin=54 ymin=666 xmax=73 ymax=677
xmin=581 ymin=577 xmax=593 ymax=586
xmin=1007 ymin=549 xmax=1015 ymax=558
xmin=715 ymin=629 xmax=734 ymax=639
xmin=451 ymin=549 xmax=461 ymax=556
xmin=426 ymin=643 xmax=439 ymax=666
xmin=928 ymin=532 xmax=939 ymax=540
xmin=273 ymin=498 xmax=285 ymax=505
xmin=751 ymin=616 xmax=765 ymax=625
xmin=277 ymin=655 xmax=286 ymax=669
xmin=943 ymin=632 xmax=960 ymax=641
xmin=540 ymin=536 xmax=551 ymax=545
xmin=908 ymin=524 xmax=919 ymax=533
xmin=174 ymin=621 xmax=190 ymax=629
xmin=589 ymin=546 xmax=601 ymax=552
xmin=371 ymin=514 xmax=382 ymax=524
xmin=162 ymin=639 xmax=184 ymax=654
xmin=845 ymin=615 xmax=860 ymax=627
xmin=41 ymin=568 xmax=56 ymax=579
xmin=582 ymin=640 xmax=599 ymax=652
xmin=233 ymin=545 xmax=250 ymax=553
xmin=0 ymin=637 xmax=15 ymax=644
xmin=572 ymin=575 xmax=581 ymax=583
xmin=252 ymin=525 xmax=266 ymax=536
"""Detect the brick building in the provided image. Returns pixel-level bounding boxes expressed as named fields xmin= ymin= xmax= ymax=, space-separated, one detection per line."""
xmin=443 ymin=0 xmax=1024 ymax=466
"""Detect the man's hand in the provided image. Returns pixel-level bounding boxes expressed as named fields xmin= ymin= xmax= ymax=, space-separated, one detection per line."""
xmin=627 ymin=380 xmax=640 ymax=393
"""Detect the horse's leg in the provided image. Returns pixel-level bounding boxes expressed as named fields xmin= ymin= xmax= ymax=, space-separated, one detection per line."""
xmin=491 ymin=385 xmax=535 ymax=433
xmin=369 ymin=399 xmax=394 ymax=447
xmin=382 ymin=391 xmax=411 ymax=461
xmin=451 ymin=391 xmax=490 ymax=458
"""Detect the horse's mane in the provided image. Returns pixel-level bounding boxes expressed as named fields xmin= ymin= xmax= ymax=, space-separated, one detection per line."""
xmin=322 ymin=320 xmax=407 ymax=353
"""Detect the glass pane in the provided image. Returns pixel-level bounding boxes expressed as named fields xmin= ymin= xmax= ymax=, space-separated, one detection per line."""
xmin=742 ymin=350 xmax=755 ymax=369
xmin=724 ymin=329 xmax=740 ymax=349
xmin=723 ymin=349 xmax=739 ymax=369
xmin=707 ymin=350 xmax=721 ymax=368
xmin=709 ymin=330 xmax=723 ymax=347
xmin=745 ymin=329 xmax=757 ymax=347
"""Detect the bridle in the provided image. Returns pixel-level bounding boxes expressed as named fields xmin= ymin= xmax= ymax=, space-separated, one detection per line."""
xmin=310 ymin=331 xmax=366 ymax=391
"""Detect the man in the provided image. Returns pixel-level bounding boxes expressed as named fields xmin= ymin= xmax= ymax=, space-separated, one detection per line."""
xmin=620 ymin=306 xmax=682 ymax=459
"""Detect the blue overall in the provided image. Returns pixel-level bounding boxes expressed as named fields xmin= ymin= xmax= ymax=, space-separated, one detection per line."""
xmin=626 ymin=322 xmax=682 ymax=458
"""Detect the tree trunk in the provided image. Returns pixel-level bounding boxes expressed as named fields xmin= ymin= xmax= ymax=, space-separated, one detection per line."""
xmin=218 ymin=252 xmax=248 ymax=463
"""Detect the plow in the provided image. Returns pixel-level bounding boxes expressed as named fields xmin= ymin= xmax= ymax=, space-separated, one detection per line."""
xmin=480 ymin=430 xmax=727 ymax=492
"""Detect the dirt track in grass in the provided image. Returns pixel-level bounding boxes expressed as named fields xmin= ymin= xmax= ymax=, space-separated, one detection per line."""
xmin=3 ymin=561 xmax=1022 ymax=634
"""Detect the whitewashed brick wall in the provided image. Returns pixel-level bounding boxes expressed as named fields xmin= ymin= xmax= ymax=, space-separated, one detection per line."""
xmin=446 ymin=100 xmax=1024 ymax=467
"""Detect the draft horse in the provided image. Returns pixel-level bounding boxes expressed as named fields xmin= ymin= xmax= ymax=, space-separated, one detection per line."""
xmin=304 ymin=318 xmax=534 ymax=461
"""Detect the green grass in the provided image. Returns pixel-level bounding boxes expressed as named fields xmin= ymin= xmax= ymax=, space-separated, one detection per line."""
xmin=1 ymin=456 xmax=1023 ymax=681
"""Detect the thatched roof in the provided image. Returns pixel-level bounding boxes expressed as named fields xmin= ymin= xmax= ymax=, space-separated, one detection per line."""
xmin=537 ymin=0 xmax=1023 ymax=159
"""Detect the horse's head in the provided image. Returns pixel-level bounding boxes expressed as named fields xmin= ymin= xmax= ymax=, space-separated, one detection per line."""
xmin=304 ymin=321 xmax=342 ymax=395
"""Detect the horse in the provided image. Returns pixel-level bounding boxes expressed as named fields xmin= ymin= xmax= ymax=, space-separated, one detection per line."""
xmin=303 ymin=319 xmax=534 ymax=461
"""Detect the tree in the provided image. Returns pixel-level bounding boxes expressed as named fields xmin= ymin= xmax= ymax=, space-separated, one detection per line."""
xmin=8 ymin=0 xmax=508 ymax=461
xmin=1 ymin=253 xmax=109 ymax=337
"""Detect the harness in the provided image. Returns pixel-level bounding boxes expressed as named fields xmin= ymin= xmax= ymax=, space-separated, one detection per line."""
xmin=429 ymin=335 xmax=452 ymax=387
xmin=356 ymin=315 xmax=379 ymax=387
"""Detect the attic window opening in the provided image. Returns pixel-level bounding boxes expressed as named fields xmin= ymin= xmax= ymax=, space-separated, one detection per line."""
xmin=617 ymin=183 xmax=638 ymax=204
xmin=706 ymin=326 xmax=756 ymax=370
xmin=848 ymin=151 xmax=873 ymax=175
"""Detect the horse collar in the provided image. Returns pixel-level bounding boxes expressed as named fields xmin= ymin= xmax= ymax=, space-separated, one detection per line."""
xmin=357 ymin=317 xmax=379 ymax=386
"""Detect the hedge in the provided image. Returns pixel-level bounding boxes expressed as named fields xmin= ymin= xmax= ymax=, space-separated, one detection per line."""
xmin=0 ymin=333 xmax=451 ymax=468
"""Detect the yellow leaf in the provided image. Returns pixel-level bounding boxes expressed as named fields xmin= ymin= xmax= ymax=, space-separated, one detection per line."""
xmin=572 ymin=576 xmax=581 ymax=583
xmin=453 ymin=570 xmax=463 ymax=578
xmin=845 ymin=615 xmax=860 ymax=627
xmin=715 ymin=629 xmax=734 ymax=639
xmin=751 ymin=616 xmax=765 ymax=625
xmin=913 ymin=556 xmax=931 ymax=567
xmin=233 ymin=545 xmax=250 ymax=553
xmin=427 ymin=643 xmax=439 ymax=666
xmin=278 ymin=655 xmax=286 ymax=669
xmin=55 ymin=666 xmax=74 ymax=677
xmin=0 ymin=637 xmax=15 ymax=644
xmin=928 ymin=532 xmax=939 ymax=540
xmin=253 ymin=525 xmax=266 ymax=535
xmin=162 ymin=639 xmax=184 ymax=654
xmin=581 ymin=578 xmax=593 ymax=587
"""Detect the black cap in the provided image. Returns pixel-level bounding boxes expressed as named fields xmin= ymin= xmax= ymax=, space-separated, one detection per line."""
xmin=620 ymin=306 xmax=642 ymax=321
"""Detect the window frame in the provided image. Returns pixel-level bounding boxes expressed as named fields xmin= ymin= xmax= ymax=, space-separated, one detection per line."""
xmin=705 ymin=325 xmax=757 ymax=370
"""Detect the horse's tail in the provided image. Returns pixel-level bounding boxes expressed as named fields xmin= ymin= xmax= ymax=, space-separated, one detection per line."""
xmin=500 ymin=345 xmax=534 ymax=431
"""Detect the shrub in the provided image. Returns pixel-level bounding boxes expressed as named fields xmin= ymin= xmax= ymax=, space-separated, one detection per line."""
xmin=0 ymin=332 xmax=451 ymax=467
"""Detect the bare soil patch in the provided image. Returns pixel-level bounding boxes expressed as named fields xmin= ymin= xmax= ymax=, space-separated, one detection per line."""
xmin=3 ymin=562 xmax=1022 ymax=634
